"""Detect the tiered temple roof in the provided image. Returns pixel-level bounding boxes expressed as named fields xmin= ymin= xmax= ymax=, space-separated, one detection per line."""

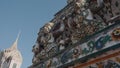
xmin=29 ymin=0 xmax=120 ymax=68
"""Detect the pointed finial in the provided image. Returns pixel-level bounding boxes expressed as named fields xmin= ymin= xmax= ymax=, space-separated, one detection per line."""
xmin=11 ymin=31 xmax=21 ymax=49
xmin=16 ymin=31 xmax=21 ymax=43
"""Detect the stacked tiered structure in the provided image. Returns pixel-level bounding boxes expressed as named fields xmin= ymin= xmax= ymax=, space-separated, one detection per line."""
xmin=29 ymin=0 xmax=120 ymax=68
xmin=0 ymin=35 xmax=22 ymax=68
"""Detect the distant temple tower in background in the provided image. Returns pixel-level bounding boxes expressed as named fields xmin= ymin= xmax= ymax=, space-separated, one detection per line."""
xmin=0 ymin=35 xmax=22 ymax=68
xmin=29 ymin=0 xmax=120 ymax=68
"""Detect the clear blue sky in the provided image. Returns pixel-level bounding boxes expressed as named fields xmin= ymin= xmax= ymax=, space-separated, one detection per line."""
xmin=0 ymin=0 xmax=66 ymax=68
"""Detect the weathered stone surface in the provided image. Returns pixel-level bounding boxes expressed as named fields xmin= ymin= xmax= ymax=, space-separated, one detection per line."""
xmin=29 ymin=0 xmax=120 ymax=68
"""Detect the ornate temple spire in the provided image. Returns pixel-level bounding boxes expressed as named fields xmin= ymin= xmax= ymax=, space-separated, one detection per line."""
xmin=11 ymin=32 xmax=21 ymax=50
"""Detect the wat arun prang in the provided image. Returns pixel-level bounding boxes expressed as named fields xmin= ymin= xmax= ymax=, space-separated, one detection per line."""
xmin=29 ymin=0 xmax=120 ymax=68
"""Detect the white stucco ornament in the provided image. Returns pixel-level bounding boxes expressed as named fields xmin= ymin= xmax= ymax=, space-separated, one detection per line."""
xmin=0 ymin=33 xmax=22 ymax=68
